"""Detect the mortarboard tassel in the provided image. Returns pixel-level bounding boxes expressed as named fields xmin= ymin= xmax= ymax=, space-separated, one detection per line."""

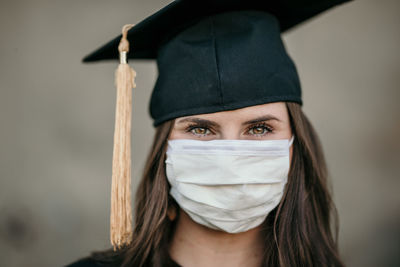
xmin=110 ymin=24 xmax=136 ymax=250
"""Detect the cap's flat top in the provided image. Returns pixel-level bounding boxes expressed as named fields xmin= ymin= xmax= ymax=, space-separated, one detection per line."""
xmin=82 ymin=0 xmax=351 ymax=62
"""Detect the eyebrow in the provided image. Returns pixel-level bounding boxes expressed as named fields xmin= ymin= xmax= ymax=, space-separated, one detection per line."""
xmin=241 ymin=115 xmax=282 ymax=126
xmin=176 ymin=117 xmax=220 ymax=128
xmin=176 ymin=114 xmax=281 ymax=127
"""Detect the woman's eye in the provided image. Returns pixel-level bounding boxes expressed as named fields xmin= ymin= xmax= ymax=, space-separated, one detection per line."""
xmin=248 ymin=125 xmax=272 ymax=135
xmin=190 ymin=127 xmax=210 ymax=136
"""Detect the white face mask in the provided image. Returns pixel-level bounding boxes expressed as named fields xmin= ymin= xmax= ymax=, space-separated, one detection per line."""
xmin=165 ymin=136 xmax=294 ymax=233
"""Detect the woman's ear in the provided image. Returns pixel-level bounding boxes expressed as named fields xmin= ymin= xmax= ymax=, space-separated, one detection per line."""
xmin=167 ymin=204 xmax=177 ymax=221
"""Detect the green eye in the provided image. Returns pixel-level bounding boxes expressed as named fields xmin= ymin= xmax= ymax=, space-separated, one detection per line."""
xmin=251 ymin=127 xmax=265 ymax=134
xmin=190 ymin=127 xmax=210 ymax=136
xmin=248 ymin=124 xmax=272 ymax=135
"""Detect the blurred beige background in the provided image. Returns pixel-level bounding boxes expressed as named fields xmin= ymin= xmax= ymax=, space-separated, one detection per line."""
xmin=0 ymin=0 xmax=399 ymax=266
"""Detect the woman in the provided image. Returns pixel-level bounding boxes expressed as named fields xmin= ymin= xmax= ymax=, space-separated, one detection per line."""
xmin=69 ymin=0 xmax=351 ymax=266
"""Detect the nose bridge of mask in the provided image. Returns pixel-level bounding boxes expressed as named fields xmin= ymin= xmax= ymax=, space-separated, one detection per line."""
xmin=166 ymin=138 xmax=292 ymax=185
xmin=167 ymin=138 xmax=292 ymax=152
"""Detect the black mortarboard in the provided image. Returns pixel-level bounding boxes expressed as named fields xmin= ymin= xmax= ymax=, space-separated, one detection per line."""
xmin=83 ymin=0 xmax=351 ymax=126
xmin=82 ymin=0 xmax=352 ymax=249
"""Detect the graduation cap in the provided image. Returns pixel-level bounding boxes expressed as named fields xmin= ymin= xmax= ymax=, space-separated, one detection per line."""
xmin=82 ymin=0 xmax=352 ymax=250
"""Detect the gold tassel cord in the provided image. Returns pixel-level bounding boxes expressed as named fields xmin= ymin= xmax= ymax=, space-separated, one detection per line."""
xmin=111 ymin=24 xmax=136 ymax=250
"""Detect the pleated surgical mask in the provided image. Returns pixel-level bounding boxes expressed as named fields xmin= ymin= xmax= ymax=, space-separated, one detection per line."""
xmin=165 ymin=136 xmax=294 ymax=233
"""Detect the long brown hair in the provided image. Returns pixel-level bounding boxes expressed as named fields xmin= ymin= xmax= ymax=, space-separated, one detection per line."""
xmin=92 ymin=102 xmax=344 ymax=267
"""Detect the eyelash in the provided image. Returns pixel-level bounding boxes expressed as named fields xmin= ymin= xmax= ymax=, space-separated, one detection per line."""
xmin=185 ymin=123 xmax=273 ymax=137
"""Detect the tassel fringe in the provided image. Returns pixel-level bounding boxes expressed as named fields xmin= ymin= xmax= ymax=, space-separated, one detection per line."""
xmin=111 ymin=24 xmax=136 ymax=250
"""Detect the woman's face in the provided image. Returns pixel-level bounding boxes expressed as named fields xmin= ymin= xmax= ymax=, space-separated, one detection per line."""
xmin=169 ymin=102 xmax=292 ymax=142
xmin=167 ymin=101 xmax=294 ymax=233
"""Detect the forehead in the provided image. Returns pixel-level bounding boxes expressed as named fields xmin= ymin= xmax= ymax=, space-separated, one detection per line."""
xmin=175 ymin=102 xmax=289 ymax=123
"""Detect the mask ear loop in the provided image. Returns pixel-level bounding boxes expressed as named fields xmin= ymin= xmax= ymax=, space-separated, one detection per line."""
xmin=289 ymin=135 xmax=295 ymax=147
